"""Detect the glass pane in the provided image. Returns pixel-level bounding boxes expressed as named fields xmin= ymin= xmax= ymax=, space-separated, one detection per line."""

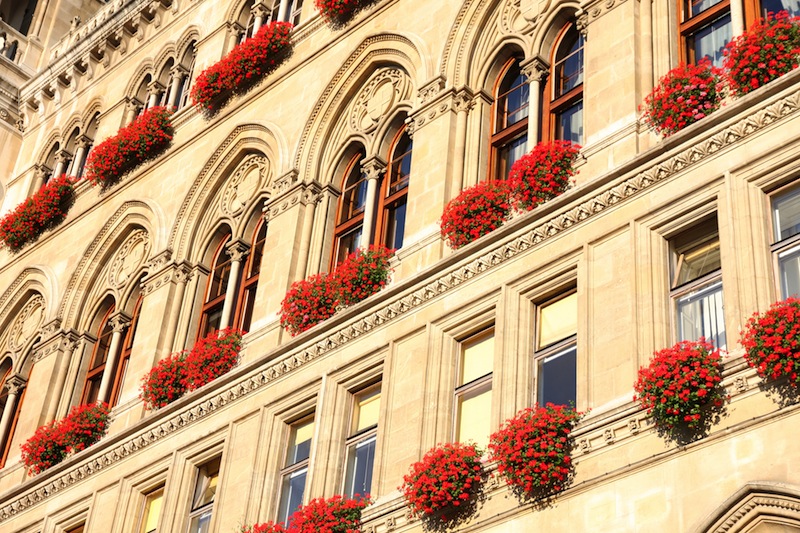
xmin=456 ymin=384 xmax=491 ymax=447
xmin=336 ymin=226 xmax=363 ymax=266
xmin=538 ymin=293 xmax=578 ymax=349
xmin=142 ymin=489 xmax=164 ymax=533
xmin=496 ymin=61 xmax=530 ymax=131
xmin=93 ymin=320 xmax=114 ymax=367
xmin=675 ymin=238 xmax=721 ymax=286
xmin=497 ymin=134 xmax=528 ymax=180
xmin=774 ymin=188 xmax=800 ymax=241
xmin=248 ymin=223 xmax=268 ymax=278
xmin=287 ymin=420 xmax=314 ymax=465
xmin=688 ymin=14 xmax=732 ymax=67
xmin=677 ymin=279 xmax=726 ymax=350
xmin=460 ymin=332 xmax=494 ymax=385
xmin=761 ymin=0 xmax=800 ymax=16
xmin=192 ymin=457 xmax=220 ymax=509
xmin=389 ymin=136 xmax=412 ymax=195
xmin=353 ymin=389 xmax=381 ymax=432
xmin=537 ymin=345 xmax=577 ymax=407
xmin=202 ymin=305 xmax=223 ymax=338
xmin=383 ymin=199 xmax=406 ymax=250
xmin=686 ymin=0 xmax=725 ymax=17
xmin=279 ymin=468 xmax=307 ymax=524
xmin=554 ymin=31 xmax=585 ymax=97
xmin=345 ymin=436 xmax=376 ymax=498
xmin=556 ymin=101 xmax=583 ymax=145
xmin=239 ymin=287 xmax=257 ymax=332
xmin=779 ymin=244 xmax=800 ymax=298
xmin=188 ymin=508 xmax=212 ymax=533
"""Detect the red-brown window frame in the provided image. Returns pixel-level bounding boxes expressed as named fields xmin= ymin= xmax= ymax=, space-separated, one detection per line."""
xmin=331 ymin=150 xmax=368 ymax=270
xmin=234 ymin=219 xmax=267 ymax=332
xmin=81 ymin=306 xmax=115 ymax=405
xmin=376 ymin=127 xmax=412 ymax=250
xmin=541 ymin=22 xmax=584 ymax=143
xmin=0 ymin=367 xmax=25 ymax=468
xmin=678 ymin=0 xmax=731 ymax=64
xmin=488 ymin=56 xmax=529 ymax=181
xmin=198 ymin=235 xmax=234 ymax=340
xmin=109 ymin=295 xmax=143 ymax=407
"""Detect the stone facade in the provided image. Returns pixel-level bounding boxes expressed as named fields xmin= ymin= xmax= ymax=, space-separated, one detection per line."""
xmin=0 ymin=0 xmax=799 ymax=531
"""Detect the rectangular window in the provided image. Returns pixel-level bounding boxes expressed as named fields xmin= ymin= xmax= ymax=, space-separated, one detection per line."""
xmin=670 ymin=217 xmax=726 ymax=349
xmin=344 ymin=385 xmax=380 ymax=498
xmin=535 ymin=292 xmax=577 ymax=407
xmin=188 ymin=457 xmax=221 ymax=533
xmin=278 ymin=417 xmax=314 ymax=524
xmin=141 ymin=487 xmax=164 ymax=533
xmin=454 ymin=330 xmax=494 ymax=448
xmin=772 ymin=186 xmax=800 ymax=298
xmin=679 ymin=0 xmax=732 ymax=66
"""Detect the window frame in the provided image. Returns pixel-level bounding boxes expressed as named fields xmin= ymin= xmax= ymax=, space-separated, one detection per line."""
xmin=81 ymin=306 xmax=115 ymax=405
xmin=343 ymin=383 xmax=381 ymax=499
xmin=332 ymin=151 xmax=368 ymax=269
xmin=187 ymin=456 xmax=222 ymax=533
xmin=198 ymin=235 xmax=234 ymax=340
xmin=489 ymin=56 xmax=530 ymax=181
xmin=678 ymin=0 xmax=732 ymax=65
xmin=542 ymin=22 xmax=584 ymax=144
xmin=770 ymin=184 xmax=800 ymax=298
xmin=533 ymin=290 xmax=578 ymax=407
xmin=376 ymin=127 xmax=412 ymax=251
xmin=453 ymin=328 xmax=495 ymax=447
xmin=139 ymin=485 xmax=165 ymax=533
xmin=0 ymin=367 xmax=25 ymax=468
xmin=109 ymin=295 xmax=142 ymax=408
xmin=278 ymin=415 xmax=315 ymax=525
xmin=234 ymin=219 xmax=267 ymax=332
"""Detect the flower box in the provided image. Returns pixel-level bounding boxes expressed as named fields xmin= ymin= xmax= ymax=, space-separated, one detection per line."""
xmin=640 ymin=62 xmax=724 ymax=137
xmin=240 ymin=523 xmax=286 ymax=533
xmin=140 ymin=328 xmax=243 ymax=410
xmin=440 ymin=181 xmax=511 ymax=250
xmin=634 ymin=339 xmax=724 ymax=441
xmin=191 ymin=22 xmax=293 ymax=113
xmin=488 ymin=404 xmax=583 ymax=501
xmin=315 ymin=0 xmax=376 ymax=26
xmin=401 ymin=442 xmax=485 ymax=526
xmin=724 ymin=10 xmax=800 ymax=97
xmin=20 ymin=403 xmax=109 ymax=475
xmin=288 ymin=495 xmax=370 ymax=533
xmin=508 ymin=140 xmax=581 ymax=210
xmin=0 ymin=174 xmax=75 ymax=252
xmin=83 ymin=106 xmax=173 ymax=188
xmin=741 ymin=297 xmax=800 ymax=388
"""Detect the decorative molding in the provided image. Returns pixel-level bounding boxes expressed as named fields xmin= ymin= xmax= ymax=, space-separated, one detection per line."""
xmin=3 ymin=375 xmax=26 ymax=396
xmin=583 ymin=0 xmax=628 ymax=27
xmin=349 ymin=68 xmax=411 ymax=134
xmin=417 ymin=75 xmax=446 ymax=106
xmin=108 ymin=229 xmax=149 ymax=289
xmin=264 ymin=180 xmax=321 ymax=220
xmin=141 ymin=260 xmax=194 ymax=296
xmin=221 ymin=155 xmax=268 ymax=216
xmin=6 ymin=296 xmax=45 ymax=353
xmin=31 ymin=330 xmax=81 ymax=364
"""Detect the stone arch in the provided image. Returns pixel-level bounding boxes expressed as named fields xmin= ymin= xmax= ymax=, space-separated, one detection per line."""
xmin=693 ymin=482 xmax=800 ymax=533
xmin=59 ymin=201 xmax=165 ymax=331
xmin=153 ymin=44 xmax=178 ymax=78
xmin=293 ymin=33 xmax=428 ymax=185
xmin=168 ymin=123 xmax=285 ymax=261
xmin=80 ymin=99 xmax=104 ymax=129
xmin=36 ymin=132 xmax=62 ymax=166
xmin=125 ymin=62 xmax=156 ymax=101
xmin=530 ymin=2 xmax=582 ymax=59
xmin=0 ymin=270 xmax=53 ymax=376
xmin=176 ymin=26 xmax=201 ymax=59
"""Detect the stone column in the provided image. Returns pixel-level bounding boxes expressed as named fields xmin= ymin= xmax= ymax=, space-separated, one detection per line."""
xmin=521 ymin=57 xmax=549 ymax=147
xmin=359 ymin=156 xmax=386 ymax=248
xmin=162 ymin=262 xmax=194 ymax=352
xmin=294 ymin=184 xmax=323 ymax=280
xmin=227 ymin=22 xmax=245 ymax=49
xmin=69 ymin=136 xmax=92 ymax=178
xmin=450 ymin=88 xmax=475 ymax=201
xmin=52 ymin=150 xmax=71 ymax=180
xmin=125 ymin=98 xmax=143 ymax=125
xmin=147 ymin=81 xmax=165 ymax=109
xmin=44 ymin=332 xmax=81 ymax=422
xmin=219 ymin=240 xmax=250 ymax=331
xmin=167 ymin=65 xmax=189 ymax=110
xmin=31 ymin=164 xmax=51 ymax=192
xmin=278 ymin=0 xmax=291 ymax=22
xmin=0 ymin=376 xmax=26 ymax=452
xmin=97 ymin=312 xmax=131 ymax=403
xmin=252 ymin=2 xmax=269 ymax=35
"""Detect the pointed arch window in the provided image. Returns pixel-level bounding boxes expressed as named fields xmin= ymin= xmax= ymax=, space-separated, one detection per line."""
xmin=82 ymin=307 xmax=115 ymax=405
xmin=200 ymin=235 xmax=234 ymax=339
xmin=0 ymin=366 xmax=26 ymax=468
xmin=333 ymin=150 xmax=368 ymax=267
xmin=380 ymin=128 xmax=412 ymax=250
xmin=490 ymin=57 xmax=530 ymax=180
xmin=236 ymin=220 xmax=267 ymax=332
xmin=109 ymin=295 xmax=142 ymax=407
xmin=546 ymin=23 xmax=584 ymax=144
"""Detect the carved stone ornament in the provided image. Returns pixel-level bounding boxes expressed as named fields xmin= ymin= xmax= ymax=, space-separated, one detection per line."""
xmin=7 ymin=295 xmax=45 ymax=352
xmin=108 ymin=230 xmax=150 ymax=288
xmin=221 ymin=155 xmax=269 ymax=215
xmin=501 ymin=0 xmax=528 ymax=34
xmin=3 ymin=375 xmax=26 ymax=396
xmin=350 ymin=68 xmax=412 ymax=133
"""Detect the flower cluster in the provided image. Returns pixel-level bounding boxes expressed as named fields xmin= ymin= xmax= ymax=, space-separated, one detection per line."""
xmin=724 ymin=10 xmax=800 ymax=97
xmin=741 ymin=297 xmax=800 ymax=387
xmin=21 ymin=403 xmax=110 ymax=475
xmin=140 ymin=328 xmax=244 ymax=410
xmin=439 ymin=181 xmax=511 ymax=250
xmin=315 ymin=0 xmax=374 ymax=25
xmin=634 ymin=339 xmax=724 ymax=433
xmin=280 ymin=246 xmax=394 ymax=336
xmin=288 ymin=494 xmax=371 ymax=533
xmin=488 ymin=404 xmax=583 ymax=501
xmin=240 ymin=523 xmax=287 ymax=533
xmin=507 ymin=140 xmax=581 ymax=210
xmin=640 ymin=61 xmax=725 ymax=136
xmin=83 ymin=107 xmax=173 ymax=188
xmin=0 ymin=174 xmax=75 ymax=252
xmin=401 ymin=442 xmax=484 ymax=523
xmin=191 ymin=22 xmax=293 ymax=112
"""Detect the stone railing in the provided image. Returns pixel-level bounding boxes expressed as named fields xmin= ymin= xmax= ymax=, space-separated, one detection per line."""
xmin=0 ymin=20 xmax=25 ymax=64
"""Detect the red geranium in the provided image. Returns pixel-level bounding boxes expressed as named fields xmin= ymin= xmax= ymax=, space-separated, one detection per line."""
xmin=440 ymin=181 xmax=511 ymax=249
xmin=21 ymin=403 xmax=110 ymax=475
xmin=315 ymin=0 xmax=375 ymax=25
xmin=488 ymin=404 xmax=583 ymax=501
xmin=633 ymin=339 xmax=724 ymax=434
xmin=83 ymin=106 xmax=173 ymax=188
xmin=140 ymin=351 xmax=189 ymax=410
xmin=741 ymin=297 xmax=800 ymax=387
xmin=191 ymin=22 xmax=293 ymax=112
xmin=723 ymin=10 xmax=800 ymax=96
xmin=0 ymin=174 xmax=75 ymax=252
xmin=287 ymin=494 xmax=371 ymax=533
xmin=240 ymin=523 xmax=287 ymax=533
xmin=507 ymin=140 xmax=581 ymax=210
xmin=401 ymin=442 xmax=485 ymax=523
xmin=333 ymin=245 xmax=394 ymax=306
xmin=640 ymin=61 xmax=725 ymax=136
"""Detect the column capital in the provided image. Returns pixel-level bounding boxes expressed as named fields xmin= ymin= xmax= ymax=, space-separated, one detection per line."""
xmin=76 ymin=134 xmax=93 ymax=149
xmin=3 ymin=375 xmax=26 ymax=396
xmin=520 ymin=56 xmax=549 ymax=83
xmin=147 ymin=80 xmax=165 ymax=96
xmin=109 ymin=311 xmax=132 ymax=333
xmin=169 ymin=64 xmax=189 ymax=80
xmin=125 ymin=97 xmax=143 ymax=112
xmin=226 ymin=239 xmax=250 ymax=262
xmin=360 ymin=156 xmax=387 ymax=181
xmin=453 ymin=87 xmax=476 ymax=113
xmin=34 ymin=164 xmax=52 ymax=180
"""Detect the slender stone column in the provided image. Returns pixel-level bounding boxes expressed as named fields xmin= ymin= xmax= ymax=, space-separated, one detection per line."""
xmin=147 ymin=81 xmax=165 ymax=109
xmin=0 ymin=376 xmax=26 ymax=452
xmin=167 ymin=65 xmax=188 ymax=109
xmin=521 ymin=57 xmax=549 ymax=147
xmin=360 ymin=157 xmax=387 ymax=248
xmin=52 ymin=151 xmax=70 ymax=180
xmin=69 ymin=136 xmax=92 ymax=178
xmin=450 ymin=89 xmax=475 ymax=200
xmin=97 ymin=312 xmax=131 ymax=403
xmin=31 ymin=165 xmax=51 ymax=192
xmin=219 ymin=240 xmax=250 ymax=330
xmin=44 ymin=334 xmax=80 ymax=422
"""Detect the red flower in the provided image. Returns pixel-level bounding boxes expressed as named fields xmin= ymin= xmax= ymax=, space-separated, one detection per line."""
xmin=0 ymin=174 xmax=75 ymax=251
xmin=240 ymin=522 xmax=287 ymax=533
xmin=315 ymin=0 xmax=375 ymax=25
xmin=440 ymin=181 xmax=511 ymax=249
xmin=724 ymin=11 xmax=800 ymax=97
xmin=507 ymin=140 xmax=581 ymax=210
xmin=640 ymin=61 xmax=724 ymax=137
xmin=286 ymin=494 xmax=370 ymax=533
xmin=488 ymin=404 xmax=583 ymax=501
xmin=741 ymin=297 xmax=800 ymax=387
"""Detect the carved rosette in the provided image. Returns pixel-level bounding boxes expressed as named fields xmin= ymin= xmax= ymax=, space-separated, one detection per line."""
xmin=108 ymin=230 xmax=150 ymax=289
xmin=349 ymin=68 xmax=412 ymax=133
xmin=7 ymin=295 xmax=45 ymax=353
xmin=221 ymin=155 xmax=269 ymax=216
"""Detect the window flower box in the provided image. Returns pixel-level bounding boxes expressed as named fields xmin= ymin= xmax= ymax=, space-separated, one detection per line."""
xmin=315 ymin=0 xmax=376 ymax=26
xmin=20 ymin=402 xmax=110 ymax=475
xmin=507 ymin=140 xmax=581 ymax=210
xmin=724 ymin=10 xmax=800 ymax=97
xmin=440 ymin=181 xmax=511 ymax=250
xmin=488 ymin=404 xmax=583 ymax=502
xmin=633 ymin=339 xmax=724 ymax=441
xmin=83 ymin=106 xmax=174 ymax=189
xmin=640 ymin=62 xmax=725 ymax=137
xmin=288 ymin=495 xmax=371 ymax=533
xmin=741 ymin=297 xmax=800 ymax=389
xmin=191 ymin=21 xmax=293 ymax=113
xmin=240 ymin=523 xmax=287 ymax=533
xmin=401 ymin=442 xmax=485 ymax=526
xmin=0 ymin=174 xmax=75 ymax=252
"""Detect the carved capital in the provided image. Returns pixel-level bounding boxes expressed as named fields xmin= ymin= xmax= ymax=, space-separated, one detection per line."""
xmin=520 ymin=56 xmax=549 ymax=83
xmin=125 ymin=97 xmax=143 ymax=113
xmin=34 ymin=164 xmax=52 ymax=181
xmin=226 ymin=239 xmax=250 ymax=262
xmin=3 ymin=375 xmax=26 ymax=396
xmin=453 ymin=87 xmax=476 ymax=113
xmin=76 ymin=134 xmax=93 ymax=149
xmin=109 ymin=311 xmax=132 ymax=333
xmin=169 ymin=64 xmax=188 ymax=81
xmin=360 ymin=156 xmax=386 ymax=181
xmin=147 ymin=80 xmax=165 ymax=97
xmin=576 ymin=8 xmax=589 ymax=38
xmin=175 ymin=262 xmax=194 ymax=284
xmin=146 ymin=248 xmax=173 ymax=272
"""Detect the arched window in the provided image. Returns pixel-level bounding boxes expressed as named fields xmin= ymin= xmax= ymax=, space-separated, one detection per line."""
xmin=379 ymin=128 xmax=412 ymax=249
xmin=174 ymin=43 xmax=197 ymax=110
xmin=679 ymin=0 xmax=731 ymax=66
xmin=109 ymin=295 xmax=142 ymax=407
xmin=199 ymin=235 xmax=234 ymax=339
xmin=236 ymin=220 xmax=267 ymax=332
xmin=0 ymin=363 xmax=25 ymax=468
xmin=490 ymin=56 xmax=529 ymax=180
xmin=333 ymin=150 xmax=368 ymax=267
xmin=82 ymin=306 xmax=115 ymax=405
xmin=81 ymin=301 xmax=137 ymax=406
xmin=545 ymin=23 xmax=584 ymax=144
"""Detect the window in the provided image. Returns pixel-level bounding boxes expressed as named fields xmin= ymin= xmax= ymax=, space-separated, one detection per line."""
xmin=534 ymin=292 xmax=577 ymax=407
xmin=199 ymin=235 xmax=234 ymax=338
xmin=237 ymin=221 xmax=267 ymax=331
xmin=289 ymin=0 xmax=304 ymax=25
xmin=772 ymin=186 xmax=800 ymax=298
xmin=454 ymin=330 xmax=494 ymax=448
xmin=278 ymin=417 xmax=314 ymax=524
xmin=82 ymin=307 xmax=115 ymax=405
xmin=110 ymin=295 xmax=142 ymax=407
xmin=679 ymin=0 xmax=732 ymax=66
xmin=490 ymin=57 xmax=529 ymax=180
xmin=670 ymin=217 xmax=726 ymax=349
xmin=0 ymin=366 xmax=25 ymax=467
xmin=546 ymin=23 xmax=584 ymax=144
xmin=379 ymin=130 xmax=412 ymax=250
xmin=66 ymin=525 xmax=85 ymax=533
xmin=188 ymin=456 xmax=221 ymax=533
xmin=344 ymin=386 xmax=380 ymax=498
xmin=333 ymin=151 xmax=368 ymax=267
xmin=140 ymin=487 xmax=164 ymax=533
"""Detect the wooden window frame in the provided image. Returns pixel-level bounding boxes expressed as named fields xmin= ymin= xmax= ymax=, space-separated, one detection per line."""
xmin=678 ymin=0 xmax=731 ymax=65
xmin=332 ymin=151 xmax=368 ymax=269
xmin=81 ymin=306 xmax=115 ymax=405
xmin=0 ymin=367 xmax=25 ymax=468
xmin=533 ymin=290 xmax=578 ymax=407
xmin=234 ymin=219 xmax=267 ymax=332
xmin=278 ymin=415 xmax=315 ymax=524
xmin=343 ymin=384 xmax=381 ymax=498
xmin=489 ymin=56 xmax=529 ymax=181
xmin=542 ymin=22 xmax=584 ymax=144
xmin=198 ymin=235 xmax=233 ymax=340
xmin=109 ymin=295 xmax=143 ymax=407
xmin=376 ymin=127 xmax=412 ymax=250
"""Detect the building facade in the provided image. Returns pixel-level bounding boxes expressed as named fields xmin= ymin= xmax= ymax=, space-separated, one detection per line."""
xmin=0 ymin=0 xmax=799 ymax=531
